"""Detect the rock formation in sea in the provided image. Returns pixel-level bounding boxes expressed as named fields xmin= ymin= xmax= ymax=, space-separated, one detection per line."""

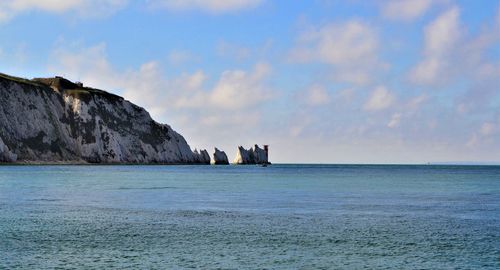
xmin=252 ymin=144 xmax=268 ymax=164
xmin=0 ymin=73 xmax=209 ymax=164
xmin=212 ymin=147 xmax=229 ymax=165
xmin=233 ymin=144 xmax=269 ymax=164
xmin=193 ymin=149 xmax=211 ymax=164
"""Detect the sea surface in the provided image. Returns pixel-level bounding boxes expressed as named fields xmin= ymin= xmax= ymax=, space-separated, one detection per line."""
xmin=0 ymin=164 xmax=499 ymax=269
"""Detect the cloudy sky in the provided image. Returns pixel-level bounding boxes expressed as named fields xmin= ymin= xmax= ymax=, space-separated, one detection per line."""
xmin=1 ymin=0 xmax=499 ymax=164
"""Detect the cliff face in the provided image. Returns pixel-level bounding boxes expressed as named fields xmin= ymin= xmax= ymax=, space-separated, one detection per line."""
xmin=0 ymin=73 xmax=206 ymax=164
xmin=0 ymin=136 xmax=17 ymax=162
xmin=233 ymin=145 xmax=269 ymax=164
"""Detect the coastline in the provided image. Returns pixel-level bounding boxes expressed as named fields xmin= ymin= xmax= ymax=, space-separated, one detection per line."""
xmin=1 ymin=162 xmax=497 ymax=167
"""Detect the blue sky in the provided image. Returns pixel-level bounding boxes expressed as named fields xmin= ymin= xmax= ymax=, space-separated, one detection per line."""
xmin=1 ymin=0 xmax=499 ymax=163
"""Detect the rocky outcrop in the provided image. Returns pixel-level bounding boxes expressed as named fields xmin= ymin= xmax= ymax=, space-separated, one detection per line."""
xmin=0 ymin=73 xmax=206 ymax=164
xmin=233 ymin=144 xmax=269 ymax=164
xmin=212 ymin=147 xmax=229 ymax=165
xmin=193 ymin=149 xmax=210 ymax=164
xmin=0 ymin=136 xmax=17 ymax=162
xmin=252 ymin=145 xmax=268 ymax=164
xmin=233 ymin=146 xmax=252 ymax=164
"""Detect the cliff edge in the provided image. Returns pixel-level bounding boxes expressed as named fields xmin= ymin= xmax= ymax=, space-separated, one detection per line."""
xmin=0 ymin=73 xmax=208 ymax=164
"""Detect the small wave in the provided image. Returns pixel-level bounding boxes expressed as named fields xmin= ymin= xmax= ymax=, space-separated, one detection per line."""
xmin=29 ymin=198 xmax=64 ymax=202
xmin=117 ymin=186 xmax=179 ymax=190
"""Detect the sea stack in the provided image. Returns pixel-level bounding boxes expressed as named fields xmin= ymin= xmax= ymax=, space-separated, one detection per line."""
xmin=212 ymin=147 xmax=229 ymax=165
xmin=233 ymin=145 xmax=269 ymax=165
xmin=0 ymin=73 xmax=207 ymax=164
xmin=193 ymin=149 xmax=211 ymax=164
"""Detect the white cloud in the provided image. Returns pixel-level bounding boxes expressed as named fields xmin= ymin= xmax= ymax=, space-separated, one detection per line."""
xmin=467 ymin=121 xmax=499 ymax=149
xmin=49 ymin=43 xmax=120 ymax=90
xmin=387 ymin=113 xmax=402 ymax=128
xmin=183 ymin=70 xmax=207 ymax=90
xmin=408 ymin=4 xmax=499 ymax=133
xmin=410 ymin=6 xmax=461 ymax=84
xmin=461 ymin=27 xmax=500 ymax=80
xmin=172 ymin=62 xmax=273 ymax=110
xmin=291 ymin=20 xmax=378 ymax=65
xmin=424 ymin=6 xmax=461 ymax=56
xmin=147 ymin=0 xmax=262 ymax=13
xmin=209 ymin=62 xmax=273 ymax=109
xmin=411 ymin=4 xmax=500 ymax=86
xmin=382 ymin=0 xmax=432 ymax=21
xmin=0 ymin=0 xmax=127 ymax=22
xmin=480 ymin=122 xmax=496 ymax=136
xmin=381 ymin=0 xmax=448 ymax=21
xmin=290 ymin=20 xmax=386 ymax=85
xmin=364 ymin=86 xmax=395 ymax=111
xmin=303 ymin=84 xmax=330 ymax=106
xmin=407 ymin=94 xmax=428 ymax=111
xmin=410 ymin=58 xmax=445 ymax=84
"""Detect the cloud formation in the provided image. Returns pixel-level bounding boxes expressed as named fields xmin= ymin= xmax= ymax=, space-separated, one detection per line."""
xmin=381 ymin=0 xmax=447 ymax=21
xmin=290 ymin=20 xmax=386 ymax=85
xmin=410 ymin=6 xmax=461 ymax=84
xmin=0 ymin=0 xmax=127 ymax=22
xmin=364 ymin=86 xmax=396 ymax=111
xmin=147 ymin=0 xmax=262 ymax=13
xmin=467 ymin=119 xmax=500 ymax=149
xmin=303 ymin=84 xmax=331 ymax=106
xmin=387 ymin=113 xmax=402 ymax=128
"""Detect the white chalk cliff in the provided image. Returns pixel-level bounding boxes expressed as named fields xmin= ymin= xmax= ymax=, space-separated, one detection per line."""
xmin=0 ymin=136 xmax=17 ymax=162
xmin=233 ymin=145 xmax=269 ymax=164
xmin=0 ymin=73 xmax=208 ymax=164
xmin=212 ymin=147 xmax=229 ymax=165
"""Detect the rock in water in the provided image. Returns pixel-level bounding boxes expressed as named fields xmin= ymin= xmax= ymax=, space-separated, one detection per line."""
xmin=233 ymin=145 xmax=269 ymax=164
xmin=193 ymin=149 xmax=211 ymax=164
xmin=200 ymin=149 xmax=211 ymax=164
xmin=233 ymin=146 xmax=253 ymax=164
xmin=252 ymin=144 xmax=268 ymax=164
xmin=212 ymin=147 xmax=229 ymax=165
xmin=0 ymin=73 xmax=204 ymax=164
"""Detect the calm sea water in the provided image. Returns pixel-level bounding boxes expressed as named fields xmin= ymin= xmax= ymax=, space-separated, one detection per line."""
xmin=0 ymin=164 xmax=498 ymax=269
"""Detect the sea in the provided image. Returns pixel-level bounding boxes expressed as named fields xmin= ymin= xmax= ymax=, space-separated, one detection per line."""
xmin=0 ymin=164 xmax=498 ymax=269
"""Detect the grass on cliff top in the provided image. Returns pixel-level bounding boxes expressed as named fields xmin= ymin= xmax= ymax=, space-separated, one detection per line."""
xmin=64 ymin=87 xmax=123 ymax=101
xmin=0 ymin=72 xmax=45 ymax=87
xmin=0 ymin=72 xmax=123 ymax=101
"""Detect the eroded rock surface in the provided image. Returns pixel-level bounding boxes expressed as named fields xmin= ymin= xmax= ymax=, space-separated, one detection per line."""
xmin=0 ymin=136 xmax=17 ymax=162
xmin=0 ymin=73 xmax=205 ymax=164
xmin=193 ymin=149 xmax=211 ymax=164
xmin=252 ymin=145 xmax=268 ymax=164
xmin=212 ymin=147 xmax=229 ymax=165
xmin=233 ymin=144 xmax=269 ymax=164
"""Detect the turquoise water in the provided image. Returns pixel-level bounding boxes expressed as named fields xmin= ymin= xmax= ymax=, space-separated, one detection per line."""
xmin=0 ymin=165 xmax=499 ymax=269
